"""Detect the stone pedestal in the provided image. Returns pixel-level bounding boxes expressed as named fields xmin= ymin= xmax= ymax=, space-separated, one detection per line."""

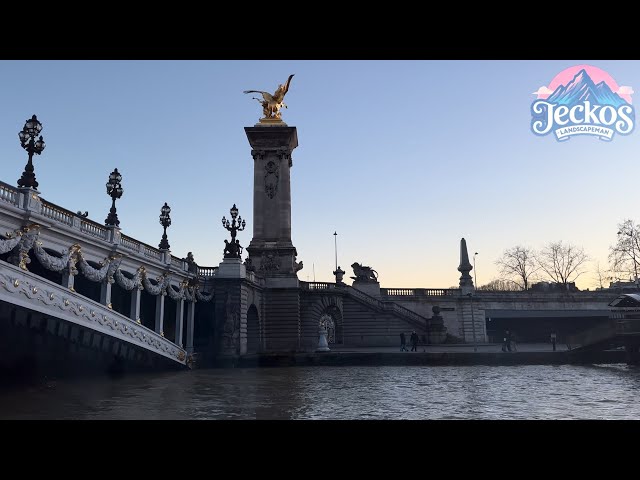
xmin=217 ymin=258 xmax=246 ymax=279
xmin=352 ymin=280 xmax=381 ymax=297
xmin=316 ymin=327 xmax=330 ymax=352
xmin=427 ymin=306 xmax=448 ymax=344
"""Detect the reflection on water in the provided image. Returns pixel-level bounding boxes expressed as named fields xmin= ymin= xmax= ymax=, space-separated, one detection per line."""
xmin=2 ymin=364 xmax=640 ymax=419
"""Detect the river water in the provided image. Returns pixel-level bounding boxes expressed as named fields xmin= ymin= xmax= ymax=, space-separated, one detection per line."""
xmin=2 ymin=364 xmax=640 ymax=419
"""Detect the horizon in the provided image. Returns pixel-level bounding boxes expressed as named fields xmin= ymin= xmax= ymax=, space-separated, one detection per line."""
xmin=0 ymin=60 xmax=638 ymax=290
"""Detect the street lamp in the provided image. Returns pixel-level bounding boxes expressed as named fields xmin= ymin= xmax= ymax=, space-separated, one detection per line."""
xmin=105 ymin=168 xmax=123 ymax=227
xmin=473 ymin=252 xmax=478 ymax=289
xmin=158 ymin=202 xmax=172 ymax=250
xmin=333 ymin=231 xmax=338 ymax=271
xmin=618 ymin=230 xmax=638 ymax=284
xmin=17 ymin=115 xmax=46 ymax=189
xmin=467 ymin=292 xmax=478 ymax=352
xmin=222 ymin=204 xmax=246 ymax=258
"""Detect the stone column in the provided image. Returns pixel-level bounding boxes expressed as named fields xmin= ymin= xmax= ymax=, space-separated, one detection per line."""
xmin=186 ymin=300 xmax=195 ymax=354
xmin=155 ymin=293 xmax=165 ymax=335
xmin=244 ymin=124 xmax=301 ymax=351
xmin=130 ymin=287 xmax=142 ymax=323
xmin=175 ymin=299 xmax=185 ymax=347
xmin=100 ymin=280 xmax=112 ymax=308
xmin=61 ymin=272 xmax=75 ymax=292
xmin=244 ymin=125 xmax=300 ymax=286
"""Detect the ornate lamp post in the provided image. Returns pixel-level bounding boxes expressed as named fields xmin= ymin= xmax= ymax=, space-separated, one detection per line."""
xmin=105 ymin=168 xmax=123 ymax=227
xmin=17 ymin=115 xmax=46 ymax=189
xmin=221 ymin=204 xmax=246 ymax=258
xmin=159 ymin=202 xmax=171 ymax=250
xmin=473 ymin=252 xmax=478 ymax=289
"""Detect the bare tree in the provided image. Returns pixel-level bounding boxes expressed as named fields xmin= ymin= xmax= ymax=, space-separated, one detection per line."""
xmin=536 ymin=241 xmax=589 ymax=288
xmin=592 ymin=261 xmax=611 ymax=290
xmin=609 ymin=219 xmax=640 ymax=283
xmin=477 ymin=278 xmax=521 ymax=291
xmin=495 ymin=245 xmax=538 ymax=291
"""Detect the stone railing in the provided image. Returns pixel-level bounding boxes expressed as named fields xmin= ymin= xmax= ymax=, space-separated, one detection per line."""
xmin=40 ymin=199 xmax=74 ymax=226
xmin=381 ymin=288 xmax=460 ymax=296
xmin=119 ymin=234 xmax=140 ymax=252
xmin=0 ymin=181 xmax=17 ymax=205
xmin=171 ymin=256 xmax=184 ymax=269
xmin=80 ymin=219 xmax=108 ymax=240
xmin=383 ymin=301 xmax=429 ymax=327
xmin=198 ymin=266 xmax=218 ymax=277
xmin=301 ymin=282 xmax=337 ymax=290
xmin=344 ymin=286 xmax=428 ymax=330
xmin=141 ymin=244 xmax=162 ymax=260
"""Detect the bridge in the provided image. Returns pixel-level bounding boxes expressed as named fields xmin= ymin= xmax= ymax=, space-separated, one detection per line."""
xmin=0 ymin=179 xmax=219 ymax=378
xmin=0 ymin=113 xmax=627 ymax=376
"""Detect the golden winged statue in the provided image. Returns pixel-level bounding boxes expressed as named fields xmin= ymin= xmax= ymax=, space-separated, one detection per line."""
xmin=244 ymin=74 xmax=295 ymax=121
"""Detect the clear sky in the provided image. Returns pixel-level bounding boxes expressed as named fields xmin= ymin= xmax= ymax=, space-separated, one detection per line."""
xmin=0 ymin=60 xmax=638 ymax=290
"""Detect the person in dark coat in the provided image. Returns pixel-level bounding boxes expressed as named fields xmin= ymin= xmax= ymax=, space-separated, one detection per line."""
xmin=400 ymin=332 xmax=408 ymax=351
xmin=410 ymin=331 xmax=419 ymax=352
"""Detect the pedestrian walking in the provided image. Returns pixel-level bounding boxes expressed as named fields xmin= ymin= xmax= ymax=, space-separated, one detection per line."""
xmin=410 ymin=330 xmax=419 ymax=352
xmin=550 ymin=330 xmax=557 ymax=351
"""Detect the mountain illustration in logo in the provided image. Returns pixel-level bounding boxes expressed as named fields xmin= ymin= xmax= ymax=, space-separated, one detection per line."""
xmin=546 ymin=69 xmax=628 ymax=107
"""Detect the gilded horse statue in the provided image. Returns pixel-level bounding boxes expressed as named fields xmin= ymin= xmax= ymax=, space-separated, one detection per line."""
xmin=244 ymin=74 xmax=294 ymax=121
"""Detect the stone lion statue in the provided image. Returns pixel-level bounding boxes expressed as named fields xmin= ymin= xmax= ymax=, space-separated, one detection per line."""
xmin=351 ymin=262 xmax=378 ymax=282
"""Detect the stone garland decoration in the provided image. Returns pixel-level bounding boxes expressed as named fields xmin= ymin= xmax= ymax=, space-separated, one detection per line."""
xmin=114 ymin=266 xmax=144 ymax=291
xmin=195 ymin=288 xmax=213 ymax=302
xmin=184 ymin=287 xmax=195 ymax=302
xmin=0 ymin=234 xmax=22 ymax=255
xmin=4 ymin=229 xmax=213 ymax=302
xmin=78 ymin=255 xmax=113 ymax=282
xmin=166 ymin=282 xmax=186 ymax=301
xmin=32 ymin=242 xmax=79 ymax=273
xmin=142 ymin=273 xmax=169 ymax=295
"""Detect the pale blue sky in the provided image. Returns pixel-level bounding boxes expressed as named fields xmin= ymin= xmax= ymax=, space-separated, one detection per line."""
xmin=0 ymin=60 xmax=638 ymax=289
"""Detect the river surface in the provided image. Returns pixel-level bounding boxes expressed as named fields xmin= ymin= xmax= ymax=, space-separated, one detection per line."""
xmin=2 ymin=364 xmax=640 ymax=419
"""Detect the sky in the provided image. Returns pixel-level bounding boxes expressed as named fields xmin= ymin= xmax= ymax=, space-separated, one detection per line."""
xmin=0 ymin=60 xmax=638 ymax=290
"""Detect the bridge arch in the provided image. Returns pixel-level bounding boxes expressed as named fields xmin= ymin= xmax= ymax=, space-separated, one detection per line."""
xmin=246 ymin=304 xmax=260 ymax=353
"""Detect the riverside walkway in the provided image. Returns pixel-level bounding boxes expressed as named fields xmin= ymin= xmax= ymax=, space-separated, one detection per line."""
xmin=223 ymin=342 xmax=625 ymax=368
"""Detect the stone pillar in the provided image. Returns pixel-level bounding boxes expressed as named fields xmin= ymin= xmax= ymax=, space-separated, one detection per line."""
xmin=61 ymin=272 xmax=75 ymax=292
xmin=175 ymin=299 xmax=185 ymax=347
xmin=130 ymin=287 xmax=142 ymax=323
xmin=100 ymin=280 xmax=112 ymax=308
xmin=17 ymin=187 xmax=42 ymax=214
xmin=155 ymin=294 xmax=165 ymax=335
xmin=244 ymin=125 xmax=300 ymax=286
xmin=245 ymin=124 xmax=301 ymax=351
xmin=186 ymin=300 xmax=195 ymax=354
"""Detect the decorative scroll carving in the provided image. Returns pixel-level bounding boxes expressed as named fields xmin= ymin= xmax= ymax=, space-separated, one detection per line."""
xmin=264 ymin=160 xmax=280 ymax=199
xmin=251 ymin=149 xmax=265 ymax=161
xmin=278 ymin=149 xmax=292 ymax=167
xmin=259 ymin=253 xmax=280 ymax=273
